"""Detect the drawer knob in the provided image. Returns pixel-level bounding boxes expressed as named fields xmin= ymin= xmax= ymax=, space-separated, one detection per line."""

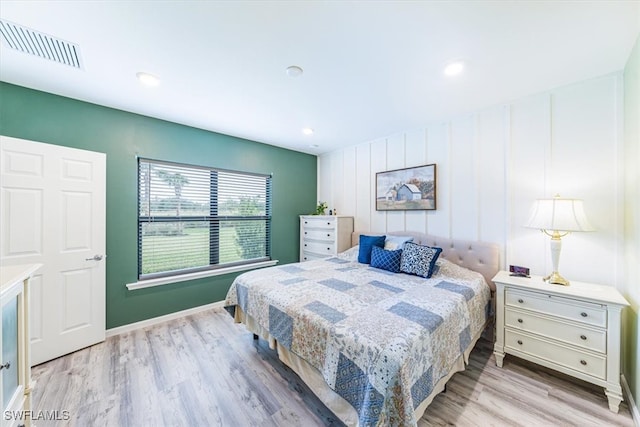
xmin=581 ymin=312 xmax=588 ymax=317
xmin=327 ymin=247 xmax=331 ymax=251
xmin=327 ymin=222 xmax=331 ymax=225
xmin=305 ymin=231 xmax=307 ymax=234
xmin=517 ymin=318 xmax=523 ymax=323
xmin=580 ymin=335 xmax=587 ymax=340
xmin=580 ymin=360 xmax=587 ymax=366
xmin=327 ymin=233 xmax=330 ymax=237
xmin=304 ymin=243 xmax=307 ymax=247
xmin=518 ymin=298 xmax=524 ymax=303
xmin=517 ymin=340 xmax=523 ymax=345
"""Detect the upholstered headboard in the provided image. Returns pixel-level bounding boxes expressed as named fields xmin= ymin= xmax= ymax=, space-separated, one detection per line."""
xmin=351 ymin=231 xmax=501 ymax=291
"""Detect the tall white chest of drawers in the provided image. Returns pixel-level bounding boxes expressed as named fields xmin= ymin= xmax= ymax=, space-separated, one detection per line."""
xmin=492 ymin=271 xmax=629 ymax=413
xmin=299 ymin=215 xmax=353 ymax=261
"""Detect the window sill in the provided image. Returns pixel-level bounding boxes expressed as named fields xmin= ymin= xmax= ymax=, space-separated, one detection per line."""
xmin=126 ymin=260 xmax=279 ymax=291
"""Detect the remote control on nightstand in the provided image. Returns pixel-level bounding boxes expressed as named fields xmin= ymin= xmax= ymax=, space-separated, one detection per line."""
xmin=509 ymin=265 xmax=530 ymax=277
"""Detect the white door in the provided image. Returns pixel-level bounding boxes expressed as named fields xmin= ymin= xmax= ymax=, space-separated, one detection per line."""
xmin=0 ymin=135 xmax=106 ymax=365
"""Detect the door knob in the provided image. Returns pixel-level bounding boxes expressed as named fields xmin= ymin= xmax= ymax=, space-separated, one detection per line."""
xmin=85 ymin=254 xmax=105 ymax=261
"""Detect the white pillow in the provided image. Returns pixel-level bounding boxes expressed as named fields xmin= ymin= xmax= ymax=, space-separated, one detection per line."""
xmin=384 ymin=235 xmax=414 ymax=250
xmin=337 ymin=245 xmax=359 ymax=261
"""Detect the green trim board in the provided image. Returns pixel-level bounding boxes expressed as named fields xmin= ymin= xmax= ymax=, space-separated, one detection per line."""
xmin=0 ymin=82 xmax=317 ymax=328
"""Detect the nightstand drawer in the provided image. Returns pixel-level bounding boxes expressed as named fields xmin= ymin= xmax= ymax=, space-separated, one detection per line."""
xmin=303 ymin=229 xmax=335 ymax=241
xmin=505 ymin=330 xmax=606 ymax=380
xmin=301 ymin=218 xmax=336 ymax=229
xmin=505 ymin=308 xmax=606 ymax=353
xmin=302 ymin=241 xmax=335 ymax=255
xmin=506 ymin=289 xmax=606 ymax=327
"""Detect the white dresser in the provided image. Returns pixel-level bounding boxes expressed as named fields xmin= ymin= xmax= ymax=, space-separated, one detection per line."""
xmin=492 ymin=270 xmax=629 ymax=413
xmin=299 ymin=215 xmax=353 ymax=261
xmin=1 ymin=264 xmax=41 ymax=427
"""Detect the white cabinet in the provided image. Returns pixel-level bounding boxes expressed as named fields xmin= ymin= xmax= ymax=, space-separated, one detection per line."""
xmin=492 ymin=271 xmax=629 ymax=413
xmin=299 ymin=216 xmax=353 ymax=261
xmin=1 ymin=264 xmax=40 ymax=427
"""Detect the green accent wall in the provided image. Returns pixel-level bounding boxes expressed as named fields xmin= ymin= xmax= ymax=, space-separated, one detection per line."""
xmin=0 ymin=82 xmax=317 ymax=329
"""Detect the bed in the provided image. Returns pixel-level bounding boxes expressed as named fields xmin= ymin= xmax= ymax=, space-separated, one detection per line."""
xmin=224 ymin=231 xmax=500 ymax=426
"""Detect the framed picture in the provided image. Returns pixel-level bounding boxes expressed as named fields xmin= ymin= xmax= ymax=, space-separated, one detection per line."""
xmin=376 ymin=164 xmax=436 ymax=211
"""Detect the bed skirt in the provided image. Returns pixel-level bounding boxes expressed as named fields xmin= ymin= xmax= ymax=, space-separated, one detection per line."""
xmin=232 ymin=306 xmax=484 ymax=426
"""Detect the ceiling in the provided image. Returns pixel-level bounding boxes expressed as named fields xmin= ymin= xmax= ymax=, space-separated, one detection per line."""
xmin=1 ymin=1 xmax=638 ymax=155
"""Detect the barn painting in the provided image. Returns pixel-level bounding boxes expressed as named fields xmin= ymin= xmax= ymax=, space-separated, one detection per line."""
xmin=376 ymin=164 xmax=436 ymax=211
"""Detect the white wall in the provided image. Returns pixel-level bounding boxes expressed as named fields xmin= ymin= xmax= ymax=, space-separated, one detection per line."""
xmin=622 ymin=34 xmax=640 ymax=415
xmin=318 ymin=73 xmax=624 ymax=287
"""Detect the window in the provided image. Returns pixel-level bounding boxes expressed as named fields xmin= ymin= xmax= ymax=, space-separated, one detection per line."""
xmin=137 ymin=158 xmax=271 ymax=280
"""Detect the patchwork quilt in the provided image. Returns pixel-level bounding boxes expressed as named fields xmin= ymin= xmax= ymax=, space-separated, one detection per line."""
xmin=224 ymin=256 xmax=491 ymax=426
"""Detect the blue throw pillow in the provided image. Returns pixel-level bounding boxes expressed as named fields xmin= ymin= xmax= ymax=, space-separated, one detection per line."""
xmin=400 ymin=242 xmax=443 ymax=278
xmin=370 ymin=246 xmax=402 ymax=273
xmin=358 ymin=235 xmax=386 ymax=264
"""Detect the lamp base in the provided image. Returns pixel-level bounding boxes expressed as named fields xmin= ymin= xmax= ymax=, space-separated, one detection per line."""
xmin=544 ymin=271 xmax=570 ymax=286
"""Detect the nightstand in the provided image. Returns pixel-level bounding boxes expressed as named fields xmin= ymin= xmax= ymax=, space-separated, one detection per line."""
xmin=492 ymin=270 xmax=629 ymax=413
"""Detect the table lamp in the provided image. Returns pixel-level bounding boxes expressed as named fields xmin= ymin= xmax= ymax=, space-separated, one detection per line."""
xmin=524 ymin=195 xmax=594 ymax=285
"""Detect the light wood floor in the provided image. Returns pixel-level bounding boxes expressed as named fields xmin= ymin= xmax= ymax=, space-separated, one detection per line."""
xmin=31 ymin=307 xmax=634 ymax=426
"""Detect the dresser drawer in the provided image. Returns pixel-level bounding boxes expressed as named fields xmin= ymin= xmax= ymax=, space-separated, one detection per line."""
xmin=505 ymin=288 xmax=606 ymax=328
xmin=302 ymin=241 xmax=335 ymax=255
xmin=301 ymin=217 xmax=336 ymax=229
xmin=301 ymin=251 xmax=328 ymax=261
xmin=303 ymin=229 xmax=335 ymax=241
xmin=505 ymin=308 xmax=606 ymax=353
xmin=505 ymin=330 xmax=606 ymax=380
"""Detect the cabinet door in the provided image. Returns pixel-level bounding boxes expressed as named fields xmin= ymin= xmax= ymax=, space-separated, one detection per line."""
xmin=2 ymin=295 xmax=19 ymax=410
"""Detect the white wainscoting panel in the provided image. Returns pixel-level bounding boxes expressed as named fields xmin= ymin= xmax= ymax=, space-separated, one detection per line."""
xmin=404 ymin=129 xmax=427 ymax=234
xmin=318 ymin=72 xmax=624 ymax=286
xmin=507 ymin=93 xmax=550 ymax=276
xmin=551 ymin=76 xmax=621 ymax=286
xmin=425 ymin=122 xmax=450 ymax=236
xmin=477 ymin=107 xmax=508 ymax=246
xmin=355 ymin=143 xmax=371 ymax=232
xmin=370 ymin=139 xmax=387 ymax=233
xmin=450 ymin=116 xmax=477 ymax=241
xmin=386 ymin=133 xmax=406 ymax=232
xmin=342 ymin=146 xmax=357 ymax=217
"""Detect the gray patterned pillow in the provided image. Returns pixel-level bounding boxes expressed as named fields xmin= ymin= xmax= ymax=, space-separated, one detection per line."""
xmin=400 ymin=242 xmax=443 ymax=278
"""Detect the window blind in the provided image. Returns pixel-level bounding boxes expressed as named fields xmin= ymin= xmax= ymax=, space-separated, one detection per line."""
xmin=138 ymin=158 xmax=271 ymax=280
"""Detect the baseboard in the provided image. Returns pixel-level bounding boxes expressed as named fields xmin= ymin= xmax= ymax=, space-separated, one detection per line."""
xmin=622 ymin=374 xmax=640 ymax=427
xmin=106 ymin=300 xmax=225 ymax=337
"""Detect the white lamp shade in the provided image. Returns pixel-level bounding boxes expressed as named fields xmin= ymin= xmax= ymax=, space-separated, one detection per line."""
xmin=525 ymin=197 xmax=594 ymax=232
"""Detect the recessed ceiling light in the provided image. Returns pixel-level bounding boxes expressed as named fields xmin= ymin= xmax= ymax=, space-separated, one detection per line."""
xmin=309 ymin=144 xmax=319 ymax=148
xmin=286 ymin=65 xmax=303 ymax=78
xmin=302 ymin=127 xmax=314 ymax=135
xmin=443 ymin=61 xmax=465 ymax=76
xmin=136 ymin=71 xmax=160 ymax=87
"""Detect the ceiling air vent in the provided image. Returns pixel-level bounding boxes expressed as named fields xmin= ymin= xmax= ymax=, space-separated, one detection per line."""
xmin=0 ymin=19 xmax=82 ymax=69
